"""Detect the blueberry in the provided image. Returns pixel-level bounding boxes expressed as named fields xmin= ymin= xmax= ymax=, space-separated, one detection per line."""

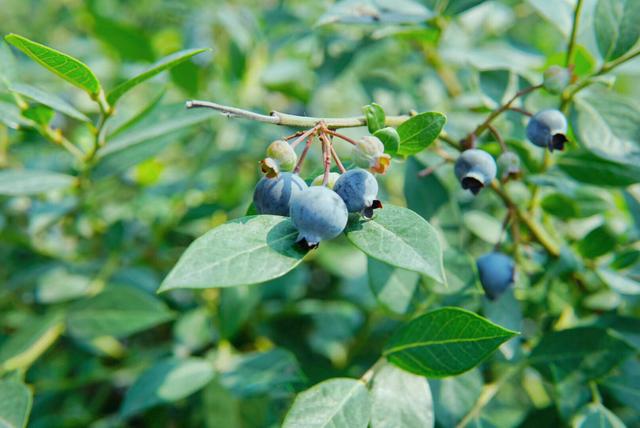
xmin=497 ymin=151 xmax=521 ymax=179
xmin=290 ymin=186 xmax=348 ymax=248
xmin=476 ymin=252 xmax=515 ymax=300
xmin=526 ymin=109 xmax=568 ymax=152
xmin=454 ymin=149 xmax=497 ymax=195
xmin=333 ymin=168 xmax=381 ymax=218
xmin=253 ymin=172 xmax=308 ymax=216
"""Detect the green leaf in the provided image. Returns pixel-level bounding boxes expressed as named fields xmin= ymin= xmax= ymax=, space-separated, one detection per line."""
xmin=4 ymin=33 xmax=101 ymax=96
xmin=597 ymin=269 xmax=640 ymax=295
xmin=345 ymin=204 xmax=445 ymax=283
xmin=430 ymin=369 xmax=483 ymax=427
xmin=282 ymin=378 xmax=371 ymax=428
xmin=0 ymin=313 xmax=64 ymax=372
xmin=9 ymin=83 xmax=90 ymax=122
xmin=462 ymin=210 xmax=503 ymax=244
xmin=383 ymin=307 xmax=517 ymax=377
xmin=0 ymin=380 xmax=32 ymax=428
xmin=529 ymin=327 xmax=636 ymax=382
xmin=404 ymin=157 xmax=449 ymax=221
xmin=0 ymin=41 xmax=17 ymax=87
xmin=66 ymin=284 xmax=174 ymax=339
xmin=159 ymin=216 xmax=308 ymax=291
xmin=0 ymin=169 xmax=75 ymax=196
xmin=440 ymin=0 xmax=485 ymax=15
xmin=556 ymin=150 xmax=640 ymax=187
xmin=0 ymin=102 xmax=35 ymax=130
xmin=572 ymin=403 xmax=626 ymax=428
xmin=526 ymin=0 xmax=575 ymax=37
xmin=601 ymin=366 xmax=640 ymax=412
xmin=396 ymin=112 xmax=446 ymax=156
xmin=368 ymin=258 xmax=419 ymax=315
xmin=318 ymin=0 xmax=433 ymax=25
xmin=370 ymin=364 xmax=434 ymax=428
xmin=107 ymin=48 xmax=208 ymax=105
xmin=594 ymin=0 xmax=640 ymax=61
xmin=572 ymin=89 xmax=640 ymax=161
xmin=120 ymin=357 xmax=215 ymax=418
xmin=219 ymin=348 xmax=305 ymax=397
xmin=363 ymin=103 xmax=385 ymax=134
xmin=90 ymin=13 xmax=155 ymax=63
xmin=218 ymin=284 xmax=261 ymax=339
xmin=577 ymin=225 xmax=617 ymax=259
xmin=374 ymin=127 xmax=400 ymax=154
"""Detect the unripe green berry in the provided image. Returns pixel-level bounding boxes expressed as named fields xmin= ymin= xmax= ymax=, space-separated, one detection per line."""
xmin=352 ymin=136 xmax=391 ymax=174
xmin=543 ymin=66 xmax=571 ymax=94
xmin=267 ymin=139 xmax=297 ymax=171
xmin=311 ymin=172 xmax=341 ymax=189
xmin=497 ymin=151 xmax=521 ymax=179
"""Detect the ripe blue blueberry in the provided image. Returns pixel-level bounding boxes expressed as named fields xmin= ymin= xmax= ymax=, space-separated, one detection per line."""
xmin=454 ymin=149 xmax=497 ymax=195
xmin=253 ymin=172 xmax=308 ymax=216
xmin=476 ymin=252 xmax=515 ymax=300
xmin=526 ymin=109 xmax=568 ymax=152
xmin=333 ymin=168 xmax=381 ymax=218
xmin=290 ymin=186 xmax=348 ymax=248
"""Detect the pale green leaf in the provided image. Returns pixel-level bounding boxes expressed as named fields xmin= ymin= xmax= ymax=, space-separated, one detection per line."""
xmin=10 ymin=83 xmax=90 ymax=122
xmin=120 ymin=357 xmax=215 ymax=418
xmin=159 ymin=216 xmax=308 ymax=291
xmin=0 ymin=170 xmax=75 ymax=196
xmin=396 ymin=112 xmax=446 ymax=156
xmin=368 ymin=258 xmax=418 ymax=315
xmin=594 ymin=0 xmax=640 ymax=61
xmin=384 ymin=307 xmax=517 ymax=377
xmin=572 ymin=403 xmax=626 ymax=428
xmin=345 ymin=204 xmax=445 ymax=283
xmin=371 ymin=364 xmax=434 ymax=428
xmin=0 ymin=380 xmax=32 ymax=428
xmin=282 ymin=378 xmax=371 ymax=428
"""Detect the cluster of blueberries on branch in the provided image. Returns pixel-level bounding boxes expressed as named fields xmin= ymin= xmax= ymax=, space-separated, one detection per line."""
xmin=252 ymin=66 xmax=572 ymax=301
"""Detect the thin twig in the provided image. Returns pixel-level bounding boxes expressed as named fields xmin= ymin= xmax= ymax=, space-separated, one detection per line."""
xmin=321 ymin=134 xmax=332 ymax=186
xmin=324 ymin=129 xmax=358 ymax=146
xmin=186 ymin=100 xmax=410 ymax=129
xmin=289 ymin=125 xmax=319 ymax=149
xmin=418 ymin=159 xmax=447 ymax=177
xmin=487 ymin=124 xmax=507 ymax=153
xmin=566 ymin=0 xmax=585 ymax=67
xmin=330 ymin=144 xmax=347 ymax=173
xmin=507 ymin=107 xmax=532 ymax=117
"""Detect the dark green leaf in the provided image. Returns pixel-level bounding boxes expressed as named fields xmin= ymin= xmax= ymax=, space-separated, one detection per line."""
xmin=396 ymin=112 xmax=446 ymax=156
xmin=9 ymin=83 xmax=90 ymax=122
xmin=282 ymin=378 xmax=371 ymax=428
xmin=529 ymin=327 xmax=635 ymax=382
xmin=363 ymin=103 xmax=385 ymax=133
xmin=577 ymin=225 xmax=617 ymax=259
xmin=66 ymin=284 xmax=174 ymax=339
xmin=107 ymin=48 xmax=208 ymax=105
xmin=120 ymin=357 xmax=215 ymax=418
xmin=345 ymin=204 xmax=445 ymax=283
xmin=0 ymin=313 xmax=63 ymax=372
xmin=404 ymin=157 xmax=449 ymax=221
xmin=384 ymin=307 xmax=517 ymax=377
xmin=594 ymin=0 xmax=640 ymax=61
xmin=0 ymin=380 xmax=32 ymax=428
xmin=572 ymin=403 xmax=626 ymax=428
xmin=556 ymin=150 xmax=640 ymax=187
xmin=91 ymin=14 xmax=155 ymax=63
xmin=370 ymin=364 xmax=434 ymax=428
xmin=218 ymin=284 xmax=261 ymax=339
xmin=5 ymin=33 xmax=101 ymax=96
xmin=159 ymin=216 xmax=308 ymax=291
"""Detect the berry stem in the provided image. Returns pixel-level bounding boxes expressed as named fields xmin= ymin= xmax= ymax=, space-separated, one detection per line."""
xmin=487 ymin=124 xmax=507 ymax=153
xmin=293 ymin=137 xmax=313 ymax=174
xmin=330 ymin=144 xmax=347 ymax=174
xmin=468 ymin=84 xmax=542 ymax=139
xmin=320 ymin=134 xmax=332 ymax=186
xmin=418 ymin=159 xmax=447 ymax=177
xmin=289 ymin=125 xmax=319 ymax=149
xmin=185 ymin=100 xmax=410 ymax=129
xmin=323 ymin=129 xmax=358 ymax=146
xmin=507 ymin=107 xmax=532 ymax=117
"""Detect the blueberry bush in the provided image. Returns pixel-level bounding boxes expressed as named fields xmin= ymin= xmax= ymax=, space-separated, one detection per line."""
xmin=1 ymin=1 xmax=639 ymax=427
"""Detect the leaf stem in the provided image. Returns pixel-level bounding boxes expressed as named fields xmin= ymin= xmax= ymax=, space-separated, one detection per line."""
xmin=186 ymin=100 xmax=410 ymax=129
xmin=565 ymin=0 xmax=584 ymax=67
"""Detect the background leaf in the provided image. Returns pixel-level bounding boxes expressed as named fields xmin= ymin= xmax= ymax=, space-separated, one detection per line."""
xmin=594 ymin=0 xmax=640 ymax=61
xmin=10 ymin=83 xmax=90 ymax=122
xmin=0 ymin=169 xmax=75 ymax=196
xmin=396 ymin=112 xmax=446 ymax=156
xmin=0 ymin=380 xmax=33 ymax=428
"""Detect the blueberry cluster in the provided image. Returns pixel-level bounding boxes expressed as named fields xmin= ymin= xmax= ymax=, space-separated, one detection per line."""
xmin=253 ymin=135 xmax=384 ymax=249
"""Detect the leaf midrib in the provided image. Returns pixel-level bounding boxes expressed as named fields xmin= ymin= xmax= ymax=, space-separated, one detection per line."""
xmin=383 ymin=334 xmax=514 ymax=356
